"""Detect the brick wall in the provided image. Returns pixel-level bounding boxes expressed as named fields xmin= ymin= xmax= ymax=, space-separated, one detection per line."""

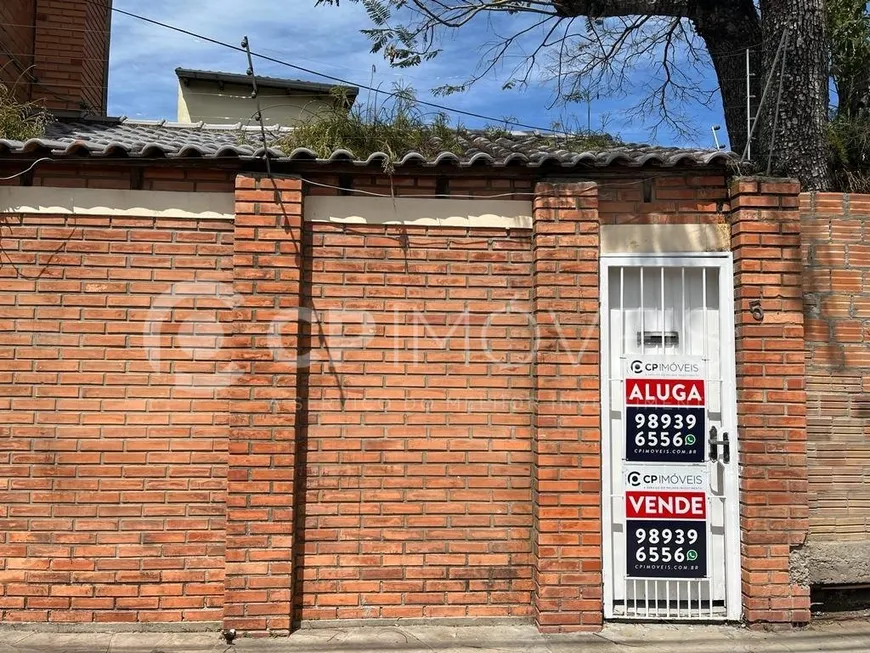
xmin=1 ymin=164 xmax=721 ymax=212
xmin=729 ymin=178 xmax=810 ymax=624
xmin=81 ymin=0 xmax=111 ymax=114
xmin=801 ymin=193 xmax=870 ymax=541
xmin=0 ymin=212 xmax=233 ymax=623
xmin=0 ymin=0 xmax=36 ymax=101
xmin=31 ymin=0 xmax=111 ymax=114
xmin=598 ymin=173 xmax=729 ymax=225
xmin=0 ymin=164 xmax=236 ymax=191
xmin=0 ymin=165 xmax=833 ymax=632
xmin=298 ymin=221 xmax=535 ymax=622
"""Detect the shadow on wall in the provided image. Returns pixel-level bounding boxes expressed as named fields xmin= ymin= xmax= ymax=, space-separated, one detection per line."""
xmin=801 ymin=192 xmax=870 ymax=556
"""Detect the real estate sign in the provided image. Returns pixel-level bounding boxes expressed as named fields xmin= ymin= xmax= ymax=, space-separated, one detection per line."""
xmin=623 ymin=357 xmax=709 ymax=579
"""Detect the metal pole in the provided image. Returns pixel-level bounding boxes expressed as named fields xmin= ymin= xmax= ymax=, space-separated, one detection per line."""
xmin=242 ymin=35 xmax=275 ymax=185
xmin=741 ymin=27 xmax=790 ymax=162
xmin=745 ymin=48 xmax=752 ymax=161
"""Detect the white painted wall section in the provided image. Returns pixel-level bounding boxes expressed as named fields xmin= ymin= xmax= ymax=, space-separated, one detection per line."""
xmin=0 ymin=187 xmax=234 ymax=220
xmin=601 ymin=224 xmax=730 ymax=254
xmin=305 ymin=196 xmax=533 ymax=229
xmin=178 ymin=80 xmax=333 ymax=126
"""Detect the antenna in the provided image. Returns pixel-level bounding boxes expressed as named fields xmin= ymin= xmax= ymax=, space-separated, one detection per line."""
xmin=767 ymin=30 xmax=791 ymax=175
xmin=745 ymin=49 xmax=755 ymax=161
xmin=741 ymin=27 xmax=790 ymax=163
xmin=711 ymin=125 xmax=725 ymax=151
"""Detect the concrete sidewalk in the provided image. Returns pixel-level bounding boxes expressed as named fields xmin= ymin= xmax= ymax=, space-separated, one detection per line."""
xmin=2 ymin=620 xmax=870 ymax=653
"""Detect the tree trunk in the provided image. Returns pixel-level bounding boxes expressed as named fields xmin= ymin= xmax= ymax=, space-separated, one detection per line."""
xmin=757 ymin=0 xmax=832 ymax=189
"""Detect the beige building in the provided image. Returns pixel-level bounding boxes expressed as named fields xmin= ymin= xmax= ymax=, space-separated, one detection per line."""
xmin=175 ymin=67 xmax=358 ymax=125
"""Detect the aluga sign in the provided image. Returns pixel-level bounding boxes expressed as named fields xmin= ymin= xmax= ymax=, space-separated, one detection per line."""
xmin=624 ymin=372 xmax=706 ymax=464
xmin=625 ymin=379 xmax=705 ymax=405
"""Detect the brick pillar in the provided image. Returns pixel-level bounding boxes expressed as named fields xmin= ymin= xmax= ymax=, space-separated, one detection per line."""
xmin=729 ymin=177 xmax=810 ymax=625
xmin=531 ymin=181 xmax=602 ymax=632
xmin=33 ymin=0 xmax=112 ymax=114
xmin=224 ymin=175 xmax=304 ymax=635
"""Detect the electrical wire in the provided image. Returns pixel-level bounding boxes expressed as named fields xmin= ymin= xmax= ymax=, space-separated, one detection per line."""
xmin=300 ymin=178 xmax=564 ymax=199
xmin=0 ymin=152 xmax=666 ymax=200
xmin=0 ymin=158 xmax=54 ymax=181
xmin=0 ymin=37 xmax=456 ymax=86
xmin=296 ymin=173 xmax=673 ymax=199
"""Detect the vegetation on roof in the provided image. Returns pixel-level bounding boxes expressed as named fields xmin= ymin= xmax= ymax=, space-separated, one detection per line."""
xmin=270 ymin=86 xmax=618 ymax=172
xmin=276 ymin=87 xmax=463 ymax=172
xmin=0 ymin=74 xmax=51 ymax=141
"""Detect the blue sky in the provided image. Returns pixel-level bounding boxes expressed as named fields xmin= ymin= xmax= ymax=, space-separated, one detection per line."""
xmin=108 ymin=1 xmax=728 ymax=148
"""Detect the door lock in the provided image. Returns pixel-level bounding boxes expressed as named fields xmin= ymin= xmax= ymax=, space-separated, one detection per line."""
xmin=708 ymin=425 xmax=731 ymax=464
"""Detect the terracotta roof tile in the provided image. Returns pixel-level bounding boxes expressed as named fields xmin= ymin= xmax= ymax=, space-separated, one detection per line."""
xmin=0 ymin=118 xmax=736 ymax=169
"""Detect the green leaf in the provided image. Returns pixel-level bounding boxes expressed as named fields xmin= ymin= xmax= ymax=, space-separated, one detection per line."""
xmin=361 ymin=0 xmax=390 ymax=26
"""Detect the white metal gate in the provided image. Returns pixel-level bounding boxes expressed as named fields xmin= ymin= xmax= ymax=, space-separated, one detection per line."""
xmin=601 ymin=255 xmax=741 ymax=621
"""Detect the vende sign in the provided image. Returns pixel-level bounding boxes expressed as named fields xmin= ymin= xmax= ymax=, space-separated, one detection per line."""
xmin=625 ymin=378 xmax=705 ymax=406
xmin=626 ymin=491 xmax=707 ymax=520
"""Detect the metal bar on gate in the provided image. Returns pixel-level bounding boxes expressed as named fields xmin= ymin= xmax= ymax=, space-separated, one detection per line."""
xmin=620 ymin=268 xmax=625 ymax=354
xmin=622 ymin=545 xmax=628 ymax=616
xmin=692 ymin=580 xmax=696 ymax=617
xmin=701 ymin=269 xmax=708 ymax=620
xmin=689 ymin=582 xmax=694 ymax=618
xmin=710 ymin=578 xmax=714 ymax=617
xmin=700 ymin=580 xmax=704 ymax=617
xmin=699 ymin=580 xmax=703 ymax=617
xmin=676 ymin=582 xmax=681 ymax=617
xmin=702 ymin=269 xmax=708 ymax=361
xmin=686 ymin=580 xmax=694 ymax=619
xmin=660 ymin=267 xmax=665 ymax=355
xmin=640 ymin=268 xmax=645 ymax=355
xmin=709 ymin=496 xmax=715 ymax=617
xmin=681 ymin=268 xmax=686 ymax=356
xmin=624 ymin=265 xmax=628 ymax=616
xmin=666 ymin=581 xmax=671 ymax=618
xmin=645 ymin=579 xmax=650 ymax=618
xmin=707 ymin=495 xmax=712 ymax=617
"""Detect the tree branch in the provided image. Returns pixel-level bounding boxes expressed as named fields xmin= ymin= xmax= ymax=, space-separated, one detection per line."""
xmin=553 ymin=0 xmax=690 ymax=19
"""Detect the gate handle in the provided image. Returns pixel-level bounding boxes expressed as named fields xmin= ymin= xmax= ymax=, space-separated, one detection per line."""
xmin=708 ymin=426 xmax=731 ymax=464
